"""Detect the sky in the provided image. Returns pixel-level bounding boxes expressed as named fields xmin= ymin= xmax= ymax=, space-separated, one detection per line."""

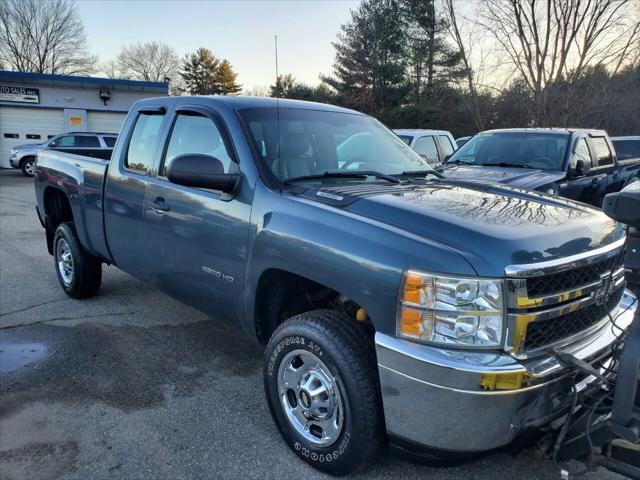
xmin=76 ymin=0 xmax=360 ymax=89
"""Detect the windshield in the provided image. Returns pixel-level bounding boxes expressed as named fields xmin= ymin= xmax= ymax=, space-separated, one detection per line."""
xmin=612 ymin=139 xmax=640 ymax=160
xmin=447 ymin=131 xmax=570 ymax=170
xmin=238 ymin=107 xmax=432 ymax=183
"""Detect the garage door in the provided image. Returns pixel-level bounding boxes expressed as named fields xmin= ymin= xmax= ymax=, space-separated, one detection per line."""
xmin=0 ymin=107 xmax=65 ymax=168
xmin=87 ymin=111 xmax=126 ymax=135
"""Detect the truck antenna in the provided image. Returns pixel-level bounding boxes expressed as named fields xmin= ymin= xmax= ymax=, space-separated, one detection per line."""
xmin=275 ymin=34 xmax=281 ymax=178
xmin=275 ymin=35 xmax=280 ymax=98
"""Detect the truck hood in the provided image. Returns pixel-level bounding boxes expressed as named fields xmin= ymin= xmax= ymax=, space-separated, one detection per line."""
xmin=333 ymin=181 xmax=623 ymax=276
xmin=442 ymin=164 xmax=567 ymax=190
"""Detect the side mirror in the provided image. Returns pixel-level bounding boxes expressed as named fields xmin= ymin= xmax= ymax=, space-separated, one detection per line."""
xmin=575 ymin=159 xmax=590 ymax=176
xmin=48 ymin=141 xmax=56 ymax=147
xmin=444 ymin=154 xmax=452 ymax=162
xmin=167 ymin=154 xmax=240 ymax=192
xmin=569 ymin=159 xmax=590 ymax=177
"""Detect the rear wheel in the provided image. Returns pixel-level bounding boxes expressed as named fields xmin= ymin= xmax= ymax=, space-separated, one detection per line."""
xmin=20 ymin=157 xmax=35 ymax=177
xmin=264 ymin=310 xmax=385 ymax=475
xmin=53 ymin=222 xmax=102 ymax=298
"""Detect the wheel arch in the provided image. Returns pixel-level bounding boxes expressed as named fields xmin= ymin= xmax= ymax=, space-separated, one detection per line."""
xmin=43 ymin=186 xmax=74 ymax=254
xmin=253 ymin=268 xmax=373 ymax=344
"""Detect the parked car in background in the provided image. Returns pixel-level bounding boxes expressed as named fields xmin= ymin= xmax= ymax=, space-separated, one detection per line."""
xmin=34 ymin=96 xmax=638 ymax=475
xmin=442 ymin=128 xmax=640 ymax=207
xmin=9 ymin=131 xmax=117 ymax=177
xmin=456 ymin=135 xmax=471 ymax=148
xmin=394 ymin=129 xmax=456 ymax=165
xmin=611 ymin=136 xmax=640 ymax=161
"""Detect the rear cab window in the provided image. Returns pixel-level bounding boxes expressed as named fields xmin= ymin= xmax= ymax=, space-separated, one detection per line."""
xmin=125 ymin=113 xmax=164 ymax=174
xmin=438 ymin=135 xmax=455 ymax=157
xmin=590 ymin=137 xmax=613 ymax=167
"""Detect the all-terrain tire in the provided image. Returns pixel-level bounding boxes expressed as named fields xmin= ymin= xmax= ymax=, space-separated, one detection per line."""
xmin=53 ymin=222 xmax=102 ymax=298
xmin=264 ymin=310 xmax=385 ymax=475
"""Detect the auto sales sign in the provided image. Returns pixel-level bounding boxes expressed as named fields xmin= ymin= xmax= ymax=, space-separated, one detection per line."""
xmin=0 ymin=85 xmax=40 ymax=103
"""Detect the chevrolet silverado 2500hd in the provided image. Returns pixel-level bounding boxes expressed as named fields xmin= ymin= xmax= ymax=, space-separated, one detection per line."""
xmin=34 ymin=96 xmax=638 ymax=475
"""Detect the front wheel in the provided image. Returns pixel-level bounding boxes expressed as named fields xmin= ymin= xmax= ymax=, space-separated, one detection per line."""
xmin=264 ymin=310 xmax=385 ymax=475
xmin=53 ymin=222 xmax=102 ymax=298
xmin=20 ymin=157 xmax=35 ymax=177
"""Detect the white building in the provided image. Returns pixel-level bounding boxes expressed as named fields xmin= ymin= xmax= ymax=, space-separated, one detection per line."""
xmin=0 ymin=71 xmax=168 ymax=168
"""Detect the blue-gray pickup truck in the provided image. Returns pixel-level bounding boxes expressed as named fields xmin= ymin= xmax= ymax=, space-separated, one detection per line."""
xmin=443 ymin=129 xmax=640 ymax=207
xmin=34 ymin=96 xmax=638 ymax=475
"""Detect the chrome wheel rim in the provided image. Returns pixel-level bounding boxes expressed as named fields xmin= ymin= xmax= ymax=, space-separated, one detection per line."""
xmin=277 ymin=349 xmax=344 ymax=447
xmin=24 ymin=161 xmax=34 ymax=175
xmin=56 ymin=238 xmax=74 ymax=286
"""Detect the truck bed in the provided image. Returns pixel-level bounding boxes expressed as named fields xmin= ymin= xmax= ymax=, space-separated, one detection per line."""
xmin=35 ymin=149 xmax=111 ymax=261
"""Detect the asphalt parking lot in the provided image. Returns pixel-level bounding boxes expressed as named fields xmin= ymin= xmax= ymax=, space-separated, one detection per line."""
xmin=0 ymin=169 xmax=621 ymax=480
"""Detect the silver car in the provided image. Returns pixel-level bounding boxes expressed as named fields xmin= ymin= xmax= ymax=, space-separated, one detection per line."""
xmin=10 ymin=131 xmax=117 ymax=176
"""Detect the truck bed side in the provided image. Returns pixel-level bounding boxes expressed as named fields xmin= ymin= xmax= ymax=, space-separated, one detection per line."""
xmin=35 ymin=149 xmax=112 ymax=262
xmin=617 ymin=156 xmax=640 ymax=187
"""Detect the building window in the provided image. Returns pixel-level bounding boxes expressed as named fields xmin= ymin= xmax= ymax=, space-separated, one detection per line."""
xmin=103 ymin=136 xmax=117 ymax=148
xmin=48 ymin=135 xmax=56 ymax=139
xmin=26 ymin=134 xmax=41 ymax=140
xmin=3 ymin=133 xmax=19 ymax=139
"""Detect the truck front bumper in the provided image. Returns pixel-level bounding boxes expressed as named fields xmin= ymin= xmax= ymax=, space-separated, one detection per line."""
xmin=9 ymin=154 xmax=19 ymax=168
xmin=375 ymin=288 xmax=637 ymax=455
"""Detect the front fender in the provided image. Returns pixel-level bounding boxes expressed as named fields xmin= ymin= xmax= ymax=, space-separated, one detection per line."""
xmin=243 ymin=183 xmax=476 ymax=337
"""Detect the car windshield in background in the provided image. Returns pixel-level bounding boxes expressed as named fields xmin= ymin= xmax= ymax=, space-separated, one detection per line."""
xmin=238 ymin=107 xmax=431 ymax=184
xmin=447 ymin=131 xmax=570 ymax=170
xmin=612 ymin=140 xmax=640 ymax=161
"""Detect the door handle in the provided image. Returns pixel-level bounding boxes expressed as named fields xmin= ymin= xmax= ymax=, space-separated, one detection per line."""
xmin=152 ymin=197 xmax=170 ymax=214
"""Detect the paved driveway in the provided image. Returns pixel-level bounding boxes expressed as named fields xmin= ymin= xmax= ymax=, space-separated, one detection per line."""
xmin=0 ymin=169 xmax=619 ymax=479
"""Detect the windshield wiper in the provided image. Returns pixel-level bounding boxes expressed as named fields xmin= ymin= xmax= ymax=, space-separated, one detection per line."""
xmin=482 ymin=162 xmax=535 ymax=169
xmin=396 ymin=169 xmax=446 ymax=179
xmin=447 ymin=159 xmax=476 ymax=165
xmin=285 ymin=170 xmax=400 ymax=184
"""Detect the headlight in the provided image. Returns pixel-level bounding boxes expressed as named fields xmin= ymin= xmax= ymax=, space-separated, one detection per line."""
xmin=397 ymin=270 xmax=504 ymax=347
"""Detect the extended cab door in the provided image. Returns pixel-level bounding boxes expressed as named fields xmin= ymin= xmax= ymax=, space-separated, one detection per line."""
xmin=142 ymin=105 xmax=251 ymax=320
xmin=586 ymin=135 xmax=617 ymax=206
xmin=103 ymin=105 xmax=167 ymax=279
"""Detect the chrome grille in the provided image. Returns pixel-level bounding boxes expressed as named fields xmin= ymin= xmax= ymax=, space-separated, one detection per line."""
xmin=526 ymin=248 xmax=626 ymax=297
xmin=523 ymin=286 xmax=624 ymax=351
xmin=505 ymin=239 xmax=627 ymax=356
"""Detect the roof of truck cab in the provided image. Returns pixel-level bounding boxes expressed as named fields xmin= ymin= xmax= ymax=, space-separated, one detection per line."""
xmin=393 ymin=129 xmax=453 ymax=136
xmin=481 ymin=128 xmax=607 ymax=135
xmin=139 ymin=95 xmax=364 ymax=115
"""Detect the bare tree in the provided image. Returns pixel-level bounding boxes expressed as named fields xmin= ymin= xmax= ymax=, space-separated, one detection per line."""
xmin=441 ymin=0 xmax=486 ymax=130
xmin=478 ymin=0 xmax=640 ymax=125
xmin=113 ymin=41 xmax=180 ymax=82
xmin=0 ymin=0 xmax=96 ymax=75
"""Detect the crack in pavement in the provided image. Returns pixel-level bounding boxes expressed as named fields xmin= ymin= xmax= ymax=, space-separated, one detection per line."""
xmin=0 ymin=299 xmax=68 ymax=317
xmin=0 ymin=194 xmax=37 ymax=207
xmin=0 ymin=311 xmax=138 ymax=331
